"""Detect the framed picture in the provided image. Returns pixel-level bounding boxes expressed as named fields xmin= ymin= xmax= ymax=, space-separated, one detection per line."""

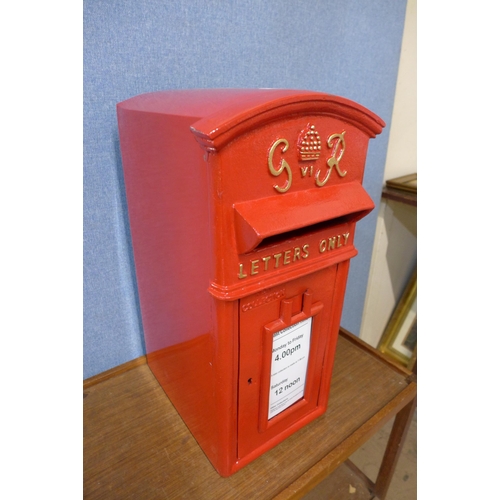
xmin=385 ymin=173 xmax=417 ymax=194
xmin=378 ymin=268 xmax=417 ymax=370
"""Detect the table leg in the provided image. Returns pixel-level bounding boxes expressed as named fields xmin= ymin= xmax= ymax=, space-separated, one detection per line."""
xmin=373 ymin=396 xmax=417 ymax=499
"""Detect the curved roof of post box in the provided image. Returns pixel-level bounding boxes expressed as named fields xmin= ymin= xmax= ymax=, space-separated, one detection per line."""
xmin=117 ymin=89 xmax=385 ymax=151
xmin=189 ymin=89 xmax=385 ymax=151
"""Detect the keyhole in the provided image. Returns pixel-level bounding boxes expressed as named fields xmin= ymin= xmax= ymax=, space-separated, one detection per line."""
xmin=248 ymin=378 xmax=253 ymax=384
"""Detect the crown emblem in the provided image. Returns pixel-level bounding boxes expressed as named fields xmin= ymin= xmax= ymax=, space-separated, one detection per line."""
xmin=298 ymin=124 xmax=321 ymax=161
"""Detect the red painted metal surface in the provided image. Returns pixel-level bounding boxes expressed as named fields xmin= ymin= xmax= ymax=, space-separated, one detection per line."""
xmin=117 ymin=89 xmax=384 ymax=476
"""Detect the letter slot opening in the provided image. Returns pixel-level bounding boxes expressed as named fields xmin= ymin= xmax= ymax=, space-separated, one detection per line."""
xmin=233 ymin=181 xmax=374 ymax=254
xmin=252 ymin=211 xmax=369 ymax=251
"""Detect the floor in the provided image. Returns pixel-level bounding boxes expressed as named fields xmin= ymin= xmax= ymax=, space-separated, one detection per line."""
xmin=303 ymin=410 xmax=417 ymax=499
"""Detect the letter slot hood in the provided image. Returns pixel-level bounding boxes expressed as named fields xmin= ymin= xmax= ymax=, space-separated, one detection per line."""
xmin=234 ymin=181 xmax=374 ymax=254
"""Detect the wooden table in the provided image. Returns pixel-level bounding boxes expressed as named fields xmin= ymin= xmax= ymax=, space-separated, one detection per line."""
xmin=84 ymin=328 xmax=417 ymax=499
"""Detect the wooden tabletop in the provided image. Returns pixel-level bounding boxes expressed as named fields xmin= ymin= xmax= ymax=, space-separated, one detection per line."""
xmin=84 ymin=329 xmax=416 ymax=499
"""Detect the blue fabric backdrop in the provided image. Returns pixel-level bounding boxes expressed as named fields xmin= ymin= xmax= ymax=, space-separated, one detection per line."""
xmin=83 ymin=0 xmax=407 ymax=378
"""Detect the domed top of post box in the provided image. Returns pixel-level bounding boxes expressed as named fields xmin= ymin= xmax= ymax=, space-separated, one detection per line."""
xmin=117 ymin=89 xmax=385 ymax=152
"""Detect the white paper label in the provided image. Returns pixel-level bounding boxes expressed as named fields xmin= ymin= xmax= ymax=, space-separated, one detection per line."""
xmin=268 ymin=317 xmax=312 ymax=420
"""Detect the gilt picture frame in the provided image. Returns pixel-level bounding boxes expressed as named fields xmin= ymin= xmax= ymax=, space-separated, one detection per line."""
xmin=378 ymin=268 xmax=417 ymax=370
xmin=385 ymin=173 xmax=417 ymax=194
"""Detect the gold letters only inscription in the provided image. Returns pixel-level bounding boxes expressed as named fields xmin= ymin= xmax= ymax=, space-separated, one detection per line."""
xmin=238 ymin=232 xmax=350 ymax=279
xmin=238 ymin=244 xmax=310 ymax=279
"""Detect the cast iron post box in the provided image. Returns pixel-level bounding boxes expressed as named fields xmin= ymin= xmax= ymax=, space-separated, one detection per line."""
xmin=117 ymin=89 xmax=384 ymax=476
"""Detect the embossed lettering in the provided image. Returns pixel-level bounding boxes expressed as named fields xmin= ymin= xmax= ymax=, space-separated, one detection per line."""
xmin=268 ymin=127 xmax=347 ymax=191
xmin=251 ymin=260 xmax=259 ymax=275
xmin=326 ymin=131 xmax=347 ymax=178
xmin=268 ymin=139 xmax=292 ymax=193
xmin=300 ymin=165 xmax=313 ymax=177
xmin=283 ymin=250 xmax=292 ymax=265
xmin=273 ymin=253 xmax=283 ymax=267
xmin=318 ymin=232 xmax=350 ymax=255
xmin=238 ymin=263 xmax=248 ymax=279
xmin=293 ymin=247 xmax=301 ymax=261
xmin=315 ymin=131 xmax=346 ymax=186
xmin=262 ymin=255 xmax=271 ymax=271
xmin=236 ymin=241 xmax=320 ymax=280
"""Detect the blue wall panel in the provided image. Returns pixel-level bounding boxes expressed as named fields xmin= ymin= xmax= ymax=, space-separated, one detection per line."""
xmin=84 ymin=0 xmax=407 ymax=378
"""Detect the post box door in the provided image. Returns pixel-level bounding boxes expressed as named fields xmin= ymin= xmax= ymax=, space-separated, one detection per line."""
xmin=237 ymin=266 xmax=339 ymax=460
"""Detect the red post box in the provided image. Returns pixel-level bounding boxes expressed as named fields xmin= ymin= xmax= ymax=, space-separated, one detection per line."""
xmin=117 ymin=89 xmax=384 ymax=476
